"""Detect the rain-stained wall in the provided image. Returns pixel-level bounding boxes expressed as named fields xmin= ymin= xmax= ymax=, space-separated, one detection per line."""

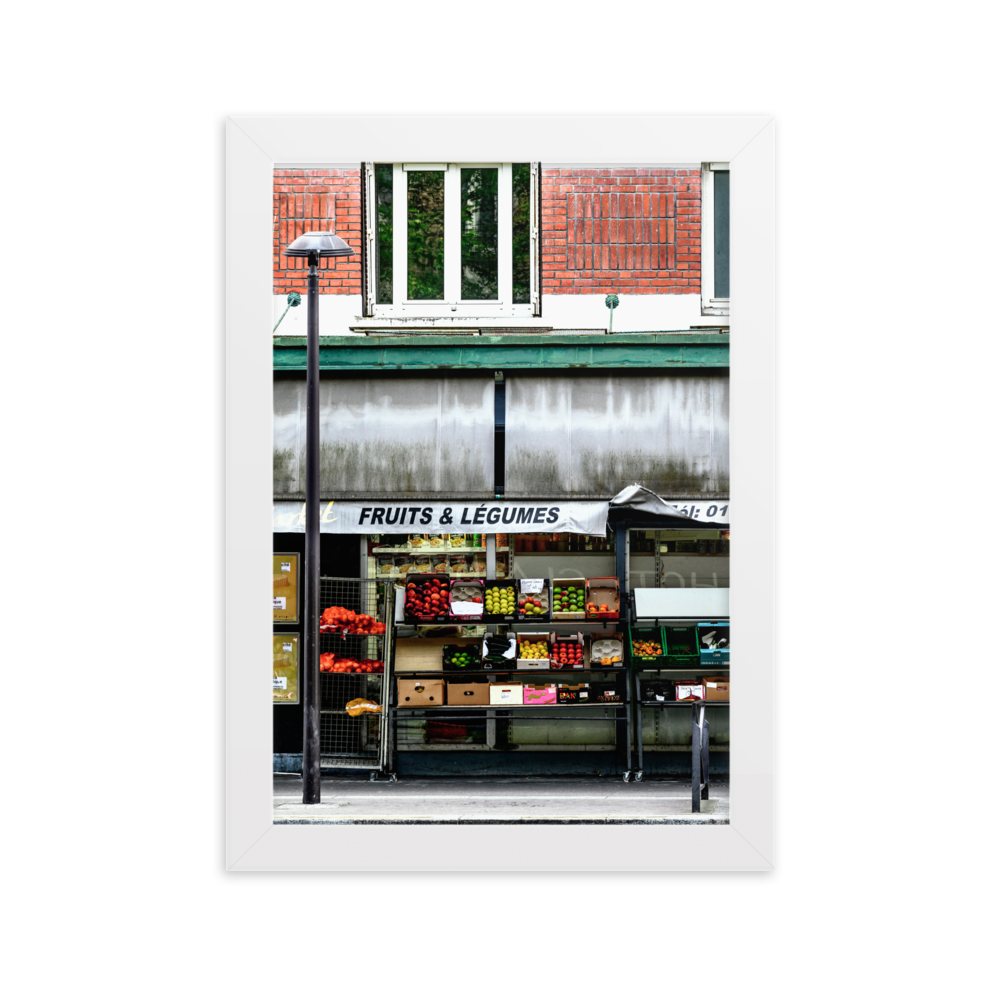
xmin=505 ymin=374 xmax=729 ymax=498
xmin=274 ymin=377 xmax=494 ymax=498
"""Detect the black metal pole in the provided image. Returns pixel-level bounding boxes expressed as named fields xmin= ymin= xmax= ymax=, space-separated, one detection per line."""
xmin=302 ymin=252 xmax=321 ymax=804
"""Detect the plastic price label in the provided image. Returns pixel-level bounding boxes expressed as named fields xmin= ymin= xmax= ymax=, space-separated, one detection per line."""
xmin=521 ymin=579 xmax=544 ymax=593
xmin=273 ymin=597 xmax=286 ymax=610
xmin=282 ymin=642 xmax=293 ymax=653
xmin=273 ymin=677 xmax=288 ymax=690
xmin=281 ymin=562 xmax=291 ymax=573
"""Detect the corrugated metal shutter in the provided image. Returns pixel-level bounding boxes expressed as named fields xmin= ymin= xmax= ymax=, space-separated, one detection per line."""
xmin=274 ymin=377 xmax=495 ymax=498
xmin=504 ymin=374 xmax=729 ymax=499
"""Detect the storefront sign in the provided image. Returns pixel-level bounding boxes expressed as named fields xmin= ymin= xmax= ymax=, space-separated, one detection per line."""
xmin=273 ymin=500 xmax=611 ymax=536
xmin=669 ymin=501 xmax=730 ymax=523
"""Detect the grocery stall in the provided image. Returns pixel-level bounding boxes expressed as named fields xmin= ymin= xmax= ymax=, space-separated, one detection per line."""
xmin=272 ymin=492 xmax=731 ymax=783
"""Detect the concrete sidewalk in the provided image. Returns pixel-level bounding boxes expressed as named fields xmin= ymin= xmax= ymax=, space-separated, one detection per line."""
xmin=273 ymin=774 xmax=729 ymax=824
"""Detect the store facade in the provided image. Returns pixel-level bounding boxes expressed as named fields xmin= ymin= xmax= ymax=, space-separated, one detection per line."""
xmin=273 ymin=334 xmax=730 ymax=777
xmin=272 ymin=161 xmax=730 ymax=778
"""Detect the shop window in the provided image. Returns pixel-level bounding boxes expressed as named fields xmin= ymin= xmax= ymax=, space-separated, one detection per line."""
xmin=362 ymin=162 xmax=540 ymax=319
xmin=628 ymin=529 xmax=730 ymax=590
xmin=700 ymin=162 xmax=729 ymax=317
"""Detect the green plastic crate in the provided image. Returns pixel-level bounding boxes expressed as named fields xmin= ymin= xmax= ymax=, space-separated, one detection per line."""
xmin=664 ymin=624 xmax=701 ymax=666
xmin=628 ymin=625 xmax=668 ymax=667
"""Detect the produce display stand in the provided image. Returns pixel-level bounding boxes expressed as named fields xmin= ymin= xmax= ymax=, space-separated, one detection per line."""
xmin=318 ymin=577 xmax=392 ymax=778
xmin=627 ymin=593 xmax=729 ymax=807
xmin=386 ymin=617 xmax=635 ymax=782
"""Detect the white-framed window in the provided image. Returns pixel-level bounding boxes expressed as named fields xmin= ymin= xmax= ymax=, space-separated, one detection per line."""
xmin=701 ymin=162 xmax=730 ymax=317
xmin=362 ymin=162 xmax=540 ymax=319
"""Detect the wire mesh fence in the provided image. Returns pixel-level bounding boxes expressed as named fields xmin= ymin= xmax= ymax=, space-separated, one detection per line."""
xmin=318 ymin=578 xmax=390 ymax=768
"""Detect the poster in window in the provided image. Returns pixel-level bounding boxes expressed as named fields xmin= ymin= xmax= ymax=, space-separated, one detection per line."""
xmin=273 ymin=633 xmax=299 ymax=705
xmin=273 ymin=552 xmax=299 ymax=623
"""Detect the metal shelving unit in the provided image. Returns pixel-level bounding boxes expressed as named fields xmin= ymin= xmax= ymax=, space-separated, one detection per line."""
xmin=627 ymin=603 xmax=729 ymax=806
xmin=372 ymin=546 xmax=509 ymax=554
xmin=318 ymin=577 xmax=392 ymax=777
xmin=386 ymin=622 xmax=634 ymax=780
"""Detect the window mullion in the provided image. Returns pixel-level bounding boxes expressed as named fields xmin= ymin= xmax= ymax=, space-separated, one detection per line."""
xmin=700 ymin=163 xmax=715 ymax=306
xmin=497 ymin=163 xmax=512 ymax=308
xmin=530 ymin=162 xmax=540 ymax=316
xmin=444 ymin=164 xmax=460 ymax=304
xmin=393 ymin=163 xmax=406 ymax=306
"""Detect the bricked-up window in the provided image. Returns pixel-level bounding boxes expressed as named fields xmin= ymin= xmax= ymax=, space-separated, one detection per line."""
xmin=362 ymin=162 xmax=540 ymax=318
xmin=276 ymin=190 xmax=335 ymax=272
xmin=701 ymin=163 xmax=729 ymax=316
xmin=273 ymin=169 xmax=361 ymax=295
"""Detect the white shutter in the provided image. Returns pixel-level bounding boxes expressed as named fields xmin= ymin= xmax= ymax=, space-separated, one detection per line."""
xmin=363 ymin=162 xmax=376 ymax=317
xmin=530 ymin=161 xmax=541 ymax=316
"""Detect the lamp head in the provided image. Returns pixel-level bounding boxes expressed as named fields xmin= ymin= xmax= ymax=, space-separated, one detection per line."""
xmin=284 ymin=231 xmax=355 ymax=258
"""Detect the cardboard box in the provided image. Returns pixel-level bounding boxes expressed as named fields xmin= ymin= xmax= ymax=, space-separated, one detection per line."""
xmin=402 ymin=574 xmax=452 ymax=623
xmin=704 ymin=676 xmax=730 ymax=701
xmin=592 ymin=683 xmax=622 ymax=703
xmin=516 ymin=578 xmax=551 ymax=622
xmin=490 ymin=683 xmax=524 ymax=705
xmin=557 ymin=683 xmax=591 ymax=703
xmin=397 ymin=678 xmax=445 ymax=707
xmin=674 ymin=681 xmax=706 ymax=702
xmin=590 ymin=632 xmax=624 ymax=668
xmin=548 ymin=632 xmax=586 ymax=670
xmin=449 ymin=580 xmax=485 ymax=622
xmin=446 ymin=681 xmax=490 ymax=706
xmin=523 ymin=683 xmax=557 ymax=705
xmin=515 ymin=631 xmax=551 ymax=670
xmin=482 ymin=579 xmax=518 ymax=624
xmin=482 ymin=631 xmax=517 ymax=666
xmin=551 ymin=576 xmax=587 ymax=620
xmin=585 ymin=577 xmax=620 ymax=620
xmin=395 ymin=636 xmax=465 ymax=673
xmin=642 ymin=680 xmax=675 ymax=703
xmin=698 ymin=622 xmax=730 ymax=665
xmin=442 ymin=642 xmax=482 ymax=672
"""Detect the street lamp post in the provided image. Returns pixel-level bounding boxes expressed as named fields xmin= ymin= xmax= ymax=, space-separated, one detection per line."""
xmin=282 ymin=231 xmax=354 ymax=804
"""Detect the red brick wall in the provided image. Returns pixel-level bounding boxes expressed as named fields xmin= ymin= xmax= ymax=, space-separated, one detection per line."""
xmin=272 ymin=166 xmax=699 ymax=296
xmin=273 ymin=169 xmax=361 ymax=294
xmin=541 ymin=168 xmax=700 ymax=294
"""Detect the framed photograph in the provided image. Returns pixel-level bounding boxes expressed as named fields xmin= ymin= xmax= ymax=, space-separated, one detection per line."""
xmin=272 ymin=632 xmax=299 ymax=705
xmin=272 ymin=552 xmax=299 ymax=623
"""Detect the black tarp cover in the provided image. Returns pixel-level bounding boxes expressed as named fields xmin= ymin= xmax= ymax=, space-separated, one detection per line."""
xmin=607 ymin=484 xmax=730 ymax=528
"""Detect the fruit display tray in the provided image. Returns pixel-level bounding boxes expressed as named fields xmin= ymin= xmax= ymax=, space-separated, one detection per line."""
xmin=551 ymin=577 xmax=587 ymax=620
xmin=449 ymin=580 xmax=485 ymax=622
xmin=482 ymin=579 xmax=518 ymax=624
xmin=442 ymin=643 xmax=483 ymax=672
xmin=590 ymin=634 xmax=624 ymax=667
xmin=403 ymin=573 xmax=452 ymax=623
xmin=516 ymin=578 xmax=551 ymax=622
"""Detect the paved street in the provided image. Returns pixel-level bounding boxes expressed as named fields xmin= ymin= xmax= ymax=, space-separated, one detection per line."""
xmin=273 ymin=774 xmax=729 ymax=824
